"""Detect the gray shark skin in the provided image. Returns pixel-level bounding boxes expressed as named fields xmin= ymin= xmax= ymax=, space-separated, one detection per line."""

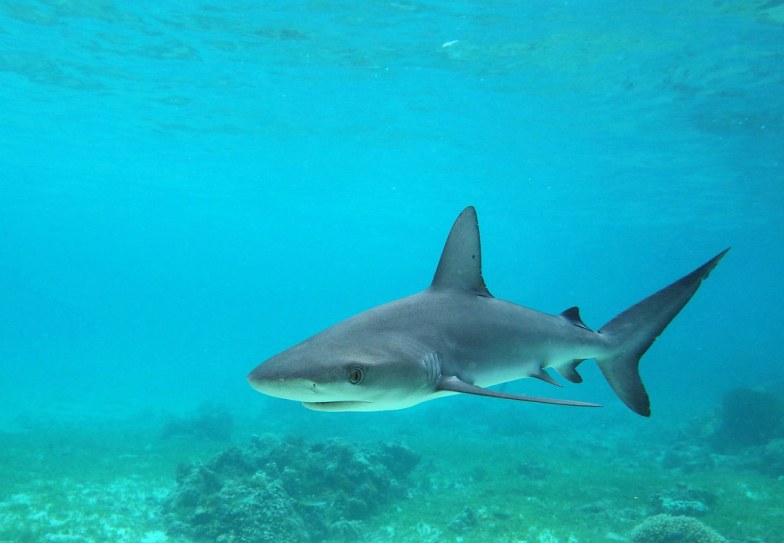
xmin=248 ymin=207 xmax=728 ymax=416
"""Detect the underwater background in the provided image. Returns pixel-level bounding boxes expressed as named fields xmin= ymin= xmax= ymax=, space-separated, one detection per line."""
xmin=1 ymin=0 xmax=783 ymax=541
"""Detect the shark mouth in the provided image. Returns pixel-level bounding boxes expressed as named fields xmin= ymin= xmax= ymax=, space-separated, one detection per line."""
xmin=302 ymin=401 xmax=374 ymax=412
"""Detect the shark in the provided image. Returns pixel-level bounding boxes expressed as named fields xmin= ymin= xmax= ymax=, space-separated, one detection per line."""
xmin=248 ymin=207 xmax=727 ymax=416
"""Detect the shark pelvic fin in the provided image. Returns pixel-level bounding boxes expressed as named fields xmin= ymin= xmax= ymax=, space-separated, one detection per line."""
xmin=532 ymin=368 xmax=562 ymax=387
xmin=431 ymin=206 xmax=492 ymax=297
xmin=436 ymin=375 xmax=601 ymax=408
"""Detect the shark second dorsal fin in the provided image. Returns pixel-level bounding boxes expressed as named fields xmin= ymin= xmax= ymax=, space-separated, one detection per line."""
xmin=431 ymin=206 xmax=492 ymax=297
xmin=560 ymin=306 xmax=591 ymax=330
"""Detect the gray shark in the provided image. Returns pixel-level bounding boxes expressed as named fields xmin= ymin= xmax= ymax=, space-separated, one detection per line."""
xmin=248 ymin=207 xmax=727 ymax=416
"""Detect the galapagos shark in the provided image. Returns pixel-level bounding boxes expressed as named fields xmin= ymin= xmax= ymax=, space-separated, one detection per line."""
xmin=248 ymin=207 xmax=727 ymax=416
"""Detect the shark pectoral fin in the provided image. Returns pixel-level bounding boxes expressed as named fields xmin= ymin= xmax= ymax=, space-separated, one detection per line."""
xmin=436 ymin=376 xmax=601 ymax=408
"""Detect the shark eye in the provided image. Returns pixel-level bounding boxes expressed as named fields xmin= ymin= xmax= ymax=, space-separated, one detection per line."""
xmin=348 ymin=367 xmax=364 ymax=384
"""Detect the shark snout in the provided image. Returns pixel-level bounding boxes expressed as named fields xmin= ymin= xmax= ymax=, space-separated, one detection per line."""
xmin=247 ymin=363 xmax=322 ymax=401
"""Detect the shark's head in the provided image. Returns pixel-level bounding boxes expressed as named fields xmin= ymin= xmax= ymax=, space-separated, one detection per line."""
xmin=247 ymin=331 xmax=441 ymax=412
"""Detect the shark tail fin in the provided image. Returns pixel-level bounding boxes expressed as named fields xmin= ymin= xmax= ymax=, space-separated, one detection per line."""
xmin=595 ymin=249 xmax=729 ymax=416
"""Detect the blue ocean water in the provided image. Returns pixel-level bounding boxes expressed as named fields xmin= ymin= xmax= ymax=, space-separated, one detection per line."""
xmin=1 ymin=1 xmax=783 ymax=542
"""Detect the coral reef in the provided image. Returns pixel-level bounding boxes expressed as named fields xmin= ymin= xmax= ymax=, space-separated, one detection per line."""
xmin=161 ymin=402 xmax=234 ymax=441
xmin=711 ymin=388 xmax=784 ymax=451
xmin=164 ymin=434 xmax=419 ymax=542
xmin=649 ymin=483 xmax=715 ymax=517
xmin=660 ymin=389 xmax=784 ymax=480
xmin=630 ymin=514 xmax=726 ymax=543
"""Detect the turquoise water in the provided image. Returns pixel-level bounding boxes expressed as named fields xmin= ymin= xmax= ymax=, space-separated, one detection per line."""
xmin=1 ymin=1 xmax=783 ymax=542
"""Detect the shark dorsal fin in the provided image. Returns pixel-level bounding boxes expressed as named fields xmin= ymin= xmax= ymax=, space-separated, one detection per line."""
xmin=431 ymin=206 xmax=492 ymax=297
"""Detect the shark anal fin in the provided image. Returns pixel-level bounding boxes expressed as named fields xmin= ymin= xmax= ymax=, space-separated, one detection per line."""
xmin=560 ymin=306 xmax=591 ymax=330
xmin=436 ymin=376 xmax=600 ymax=408
xmin=556 ymin=359 xmax=585 ymax=383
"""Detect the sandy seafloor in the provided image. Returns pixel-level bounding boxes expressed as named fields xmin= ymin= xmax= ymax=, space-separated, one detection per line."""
xmin=2 ymin=0 xmax=784 ymax=541
xmin=2 ymin=401 xmax=783 ymax=542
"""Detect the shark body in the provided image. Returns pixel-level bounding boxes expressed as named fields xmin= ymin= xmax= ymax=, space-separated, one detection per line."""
xmin=248 ymin=207 xmax=727 ymax=416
